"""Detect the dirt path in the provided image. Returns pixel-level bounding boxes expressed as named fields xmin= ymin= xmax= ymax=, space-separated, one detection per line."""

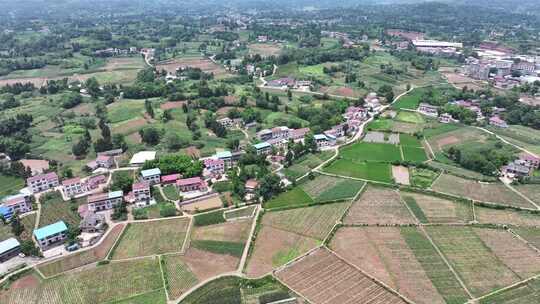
xmin=503 ymin=183 xmax=540 ymax=210
xmin=475 ymin=126 xmax=539 ymax=158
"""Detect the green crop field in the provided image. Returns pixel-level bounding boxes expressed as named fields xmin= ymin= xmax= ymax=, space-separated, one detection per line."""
xmin=38 ymin=191 xmax=86 ymax=228
xmin=112 ymin=217 xmax=190 ymax=259
xmin=162 ymin=254 xmax=199 ymax=300
xmin=401 ymin=192 xmax=473 ymax=224
xmin=193 ymin=210 xmax=226 ymax=226
xmin=479 ymin=277 xmax=540 ymax=304
xmin=410 ymin=167 xmax=439 ymax=188
xmin=395 ymin=111 xmax=425 ymax=124
xmin=264 ymin=186 xmax=313 ymax=209
xmin=262 ymin=202 xmax=350 ymax=240
xmin=1 ymin=258 xmax=163 ymax=304
xmin=281 ymin=151 xmax=334 ymax=180
xmin=340 ymin=142 xmax=402 ymax=163
xmin=402 ymin=146 xmax=429 ymax=162
xmin=392 ymin=88 xmax=425 ymax=110
xmin=425 ymin=226 xmax=520 ymax=296
xmin=400 ymin=134 xmax=423 ymax=148
xmin=0 ymin=174 xmax=25 ymax=197
xmin=400 ymin=227 xmax=471 ymax=304
xmin=223 ymin=206 xmax=256 ymax=220
xmin=179 ymin=276 xmax=242 ymax=304
xmin=162 ymin=184 xmax=180 ymax=201
xmin=323 ymin=159 xmax=393 ymax=183
xmin=300 ymin=175 xmax=364 ymax=202
xmin=191 ymin=240 xmax=245 ymax=257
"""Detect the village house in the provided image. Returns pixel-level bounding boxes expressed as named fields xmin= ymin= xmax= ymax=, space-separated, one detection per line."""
xmin=87 ymin=175 xmax=106 ymax=190
xmin=214 ymin=151 xmax=234 ymax=168
xmin=79 ymin=213 xmax=106 ymax=233
xmin=0 ymin=195 xmax=32 ymax=220
xmin=217 ymin=117 xmax=243 ymax=129
xmin=140 ymin=168 xmax=161 ymax=185
xmin=87 ymin=191 xmax=123 ymax=212
xmin=519 ymin=153 xmax=540 ymax=169
xmin=417 ymin=103 xmax=439 ymax=117
xmin=204 ymin=158 xmax=225 ymax=175
xmin=96 ymin=155 xmax=114 ymax=168
xmin=245 ymin=179 xmax=259 ymax=193
xmin=33 ymin=221 xmax=68 ymax=250
xmin=439 ymin=113 xmax=458 ymax=124
xmin=489 ymin=115 xmax=508 ymax=128
xmin=502 ymin=160 xmax=531 ymax=177
xmin=267 ymin=138 xmax=288 ymax=149
xmin=27 ymin=172 xmax=59 ymax=193
xmin=132 ymin=181 xmax=151 ymax=202
xmin=176 ymin=177 xmax=208 ymax=193
xmin=0 ymin=238 xmax=21 ymax=262
xmin=365 ymin=93 xmax=382 ymax=111
xmin=266 ymin=77 xmax=296 ymax=89
xmin=253 ymin=142 xmax=272 ymax=155
xmin=344 ymin=106 xmax=368 ymax=121
xmin=314 ymin=134 xmax=335 ymax=148
xmin=290 ymin=127 xmax=310 ymax=141
xmin=161 ymin=173 xmax=182 ymax=185
xmin=62 ymin=177 xmax=88 ymax=197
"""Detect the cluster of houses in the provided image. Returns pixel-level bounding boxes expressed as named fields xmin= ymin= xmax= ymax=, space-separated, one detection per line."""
xmin=94 ymin=47 xmax=138 ymax=57
xmin=417 ymin=100 xmax=509 ymax=128
xmin=501 ymin=153 xmax=540 ymax=179
xmin=265 ymin=77 xmax=312 ymax=91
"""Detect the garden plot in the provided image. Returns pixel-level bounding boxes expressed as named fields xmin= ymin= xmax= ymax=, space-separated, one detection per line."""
xmin=262 ymin=202 xmax=350 ymax=241
xmin=300 ymin=175 xmax=364 ymax=202
xmin=476 ymin=206 xmax=540 ymax=227
xmin=38 ymin=224 xmax=125 ymax=277
xmin=330 ymin=227 xmax=446 ymax=304
xmin=1 ymin=258 xmax=164 ymax=304
xmin=474 ymin=228 xmax=540 ymax=278
xmin=162 ymin=254 xmax=199 ymax=300
xmin=425 ymin=226 xmax=520 ymax=296
xmin=432 ymin=174 xmax=534 ymax=208
xmin=248 ymin=43 xmax=282 ymax=57
xmin=112 ymin=217 xmax=190 ymax=259
xmin=344 ymin=186 xmax=415 ymax=225
xmin=401 ymin=192 xmax=473 ymax=224
xmin=479 ymin=277 xmax=540 ymax=304
xmin=245 ymin=226 xmax=319 ymax=278
xmin=363 ymin=131 xmax=400 ymax=144
xmin=275 ymin=247 xmax=408 ymax=304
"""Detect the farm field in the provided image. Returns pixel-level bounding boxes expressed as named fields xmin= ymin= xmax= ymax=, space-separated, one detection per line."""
xmin=425 ymin=226 xmax=521 ymax=296
xmin=432 ymin=174 xmax=534 ymax=208
xmin=190 ymin=219 xmax=251 ymax=257
xmin=262 ymin=202 xmax=349 ymax=241
xmin=410 ymin=167 xmax=439 ymax=188
xmin=0 ymin=174 xmax=25 ymax=197
xmin=340 ymin=142 xmax=402 ymax=163
xmin=181 ymin=247 xmax=240 ymax=282
xmin=330 ymin=227 xmax=447 ymax=304
xmin=426 ymin=125 xmax=488 ymax=154
xmin=111 ymin=217 xmax=190 ymax=259
xmin=245 ymin=225 xmax=319 ymax=278
xmin=281 ymin=151 xmax=334 ymax=180
xmin=344 ymin=186 xmax=415 ymax=225
xmin=392 ymin=87 xmax=426 ymax=110
xmin=264 ymin=186 xmax=313 ymax=209
xmin=322 ymin=159 xmax=393 ymax=183
xmin=0 ymin=258 xmax=164 ymax=304
xmin=487 ymin=125 xmax=540 ymax=155
xmin=513 ymin=228 xmax=540 ymax=249
xmin=162 ymin=254 xmax=199 ymax=300
xmin=395 ymin=111 xmax=425 ymax=124
xmin=402 ymin=146 xmax=429 ymax=162
xmin=427 ymin=161 xmax=498 ymax=181
xmin=248 ymin=43 xmax=282 ymax=57
xmin=275 ymin=247 xmax=408 ymax=304
xmin=476 ymin=206 xmax=540 ymax=227
xmin=38 ymin=191 xmax=85 ymax=228
xmin=155 ymin=57 xmax=230 ymax=79
xmin=479 ymin=277 xmax=540 ymax=304
xmin=38 ymin=224 xmax=125 ymax=277
xmin=400 ymin=227 xmax=471 ymax=304
xmin=514 ymin=184 xmax=540 ymax=205
xmin=299 ymin=175 xmax=364 ymax=202
xmin=223 ymin=205 xmax=256 ymax=220
xmin=401 ymin=192 xmax=473 ymax=224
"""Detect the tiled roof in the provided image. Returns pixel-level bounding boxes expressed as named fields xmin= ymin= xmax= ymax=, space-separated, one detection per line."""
xmin=176 ymin=177 xmax=204 ymax=186
xmin=27 ymin=172 xmax=58 ymax=184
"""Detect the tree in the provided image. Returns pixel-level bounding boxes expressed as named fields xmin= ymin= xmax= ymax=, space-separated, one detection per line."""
xmin=143 ymin=154 xmax=203 ymax=177
xmin=20 ymin=240 xmax=40 ymax=257
xmin=112 ymin=134 xmax=128 ymax=151
xmin=85 ymin=77 xmax=100 ymax=98
xmin=304 ymin=133 xmax=318 ymax=153
xmin=72 ymin=137 xmax=90 ymax=158
xmin=139 ymin=127 xmax=161 ymax=145
xmin=162 ymin=109 xmax=173 ymax=122
xmin=11 ymin=213 xmax=23 ymax=236
xmin=164 ymin=132 xmax=186 ymax=150
xmin=287 ymin=89 xmax=292 ymax=101
xmin=285 ymin=150 xmax=294 ymax=167
xmin=111 ymin=171 xmax=133 ymax=193
xmin=227 ymin=138 xmax=240 ymax=151
xmin=145 ymin=99 xmax=154 ymax=118
xmin=257 ymin=174 xmax=283 ymax=201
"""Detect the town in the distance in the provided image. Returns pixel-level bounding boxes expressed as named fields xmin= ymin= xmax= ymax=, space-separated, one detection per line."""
xmin=0 ymin=0 xmax=540 ymax=303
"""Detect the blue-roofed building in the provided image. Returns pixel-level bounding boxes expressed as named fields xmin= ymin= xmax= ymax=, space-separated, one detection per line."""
xmin=0 ymin=237 xmax=21 ymax=261
xmin=0 ymin=206 xmax=13 ymax=221
xmin=140 ymin=168 xmax=161 ymax=185
xmin=253 ymin=142 xmax=272 ymax=155
xmin=33 ymin=221 xmax=68 ymax=250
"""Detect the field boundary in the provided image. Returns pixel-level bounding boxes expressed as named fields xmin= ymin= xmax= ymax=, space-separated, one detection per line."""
xmin=157 ymin=256 xmax=170 ymax=303
xmin=180 ymin=216 xmax=194 ymax=254
xmin=238 ymin=205 xmax=261 ymax=273
xmin=466 ymin=273 xmax=540 ymax=304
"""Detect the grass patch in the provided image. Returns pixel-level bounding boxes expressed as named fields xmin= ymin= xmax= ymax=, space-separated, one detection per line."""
xmin=0 ymin=174 xmax=25 ymax=197
xmin=193 ymin=210 xmax=226 ymax=226
xmin=323 ymin=159 xmax=393 ymax=183
xmin=191 ymin=240 xmax=245 ymax=257
xmin=410 ymin=167 xmax=439 ymax=188
xmin=264 ymin=187 xmax=313 ymax=209
xmin=162 ymin=185 xmax=180 ymax=201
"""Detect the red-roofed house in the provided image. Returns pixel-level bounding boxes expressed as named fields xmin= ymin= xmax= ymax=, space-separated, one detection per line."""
xmin=245 ymin=179 xmax=259 ymax=193
xmin=62 ymin=177 xmax=88 ymax=197
xmin=161 ymin=174 xmax=181 ymax=185
xmin=87 ymin=175 xmax=107 ymax=190
xmin=176 ymin=177 xmax=207 ymax=192
xmin=96 ymin=155 xmax=114 ymax=168
xmin=27 ymin=172 xmax=59 ymax=193
xmin=290 ymin=128 xmax=310 ymax=141
xmin=132 ymin=181 xmax=151 ymax=202
xmin=489 ymin=115 xmax=508 ymax=128
xmin=204 ymin=158 xmax=225 ymax=174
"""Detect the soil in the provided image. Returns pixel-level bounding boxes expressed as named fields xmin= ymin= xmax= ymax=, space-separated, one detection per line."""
xmin=181 ymin=247 xmax=238 ymax=281
xmin=160 ymin=101 xmax=186 ymax=110
xmin=392 ymin=165 xmax=410 ymax=185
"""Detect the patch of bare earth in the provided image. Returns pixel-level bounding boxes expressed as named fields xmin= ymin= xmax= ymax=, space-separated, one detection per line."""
xmin=392 ymin=166 xmax=410 ymax=185
xmin=185 ymin=146 xmax=201 ymax=158
xmin=435 ymin=135 xmax=459 ymax=151
xmin=275 ymin=247 xmax=408 ymax=304
xmin=474 ymin=228 xmax=540 ymax=278
xmin=182 ymin=247 xmax=238 ymax=280
xmin=126 ymin=132 xmax=142 ymax=144
xmin=112 ymin=118 xmax=147 ymax=134
xmin=192 ymin=220 xmax=251 ymax=243
xmin=476 ymin=206 xmax=540 ymax=227
xmin=344 ymin=186 xmax=415 ymax=225
xmin=160 ymin=101 xmax=186 ymax=110
xmin=245 ymin=225 xmax=318 ymax=278
xmin=330 ymin=227 xmax=445 ymax=304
